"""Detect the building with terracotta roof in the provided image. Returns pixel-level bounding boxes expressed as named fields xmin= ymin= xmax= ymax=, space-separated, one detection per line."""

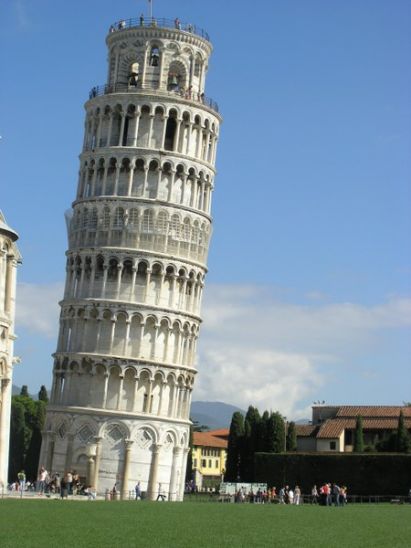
xmin=192 ymin=429 xmax=228 ymax=489
xmin=296 ymin=405 xmax=411 ymax=452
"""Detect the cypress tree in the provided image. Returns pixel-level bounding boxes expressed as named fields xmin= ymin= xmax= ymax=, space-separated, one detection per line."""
xmin=257 ymin=410 xmax=270 ymax=452
xmin=185 ymin=423 xmax=194 ymax=481
xmin=225 ymin=412 xmax=244 ymax=481
xmin=270 ymin=412 xmax=286 ymax=453
xmin=354 ymin=415 xmax=364 ymax=452
xmin=396 ymin=411 xmax=411 ymax=453
xmin=286 ymin=421 xmax=297 ymax=451
xmin=8 ymin=400 xmax=26 ymax=481
xmin=240 ymin=406 xmax=260 ymax=481
xmin=38 ymin=385 xmax=49 ymax=403
xmin=20 ymin=385 xmax=29 ymax=397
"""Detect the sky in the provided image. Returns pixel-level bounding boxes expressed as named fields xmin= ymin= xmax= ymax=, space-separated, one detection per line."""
xmin=1 ymin=0 xmax=410 ymax=420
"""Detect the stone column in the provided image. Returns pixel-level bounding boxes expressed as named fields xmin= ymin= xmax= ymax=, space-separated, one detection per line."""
xmin=147 ymin=444 xmax=161 ymax=500
xmin=129 ymin=266 xmax=137 ymax=301
xmin=64 ymin=433 xmax=75 ymax=472
xmin=147 ymin=115 xmax=155 ymax=148
xmin=102 ymin=374 xmax=109 ymax=408
xmin=168 ymin=447 xmax=183 ymax=501
xmin=178 ymin=448 xmax=190 ymax=501
xmin=4 ymin=256 xmax=14 ymax=313
xmin=86 ymin=455 xmax=95 ymax=487
xmin=93 ymin=437 xmax=103 ymax=493
xmin=121 ymin=440 xmax=134 ymax=500
xmin=46 ymin=432 xmax=55 ymax=472
xmin=117 ymin=376 xmax=124 ymax=410
xmin=63 ymin=371 xmax=73 ymax=405
xmin=123 ymin=320 xmax=131 ymax=356
xmin=118 ymin=114 xmax=126 ymax=146
xmin=173 ymin=119 xmax=182 ymax=152
xmin=127 ymin=161 xmax=135 ymax=196
xmin=0 ymin=379 xmax=12 ymax=485
xmin=160 ymin=115 xmax=168 ymax=147
xmin=113 ymin=165 xmax=121 ymax=195
xmin=132 ymin=111 xmax=140 ymax=146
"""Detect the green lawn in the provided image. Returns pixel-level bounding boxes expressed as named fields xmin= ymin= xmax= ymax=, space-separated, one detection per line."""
xmin=1 ymin=500 xmax=410 ymax=547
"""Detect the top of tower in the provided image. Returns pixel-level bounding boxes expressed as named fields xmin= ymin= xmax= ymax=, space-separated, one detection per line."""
xmin=0 ymin=210 xmax=19 ymax=242
xmin=108 ymin=16 xmax=211 ymax=44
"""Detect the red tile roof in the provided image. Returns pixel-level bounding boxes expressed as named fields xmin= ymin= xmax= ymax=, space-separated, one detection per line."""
xmin=193 ymin=431 xmax=228 ymax=449
xmin=316 ymin=418 xmax=411 ymax=439
xmin=336 ymin=406 xmax=411 ymax=418
xmin=208 ymin=428 xmax=229 ymax=439
xmin=295 ymin=424 xmax=318 ymax=437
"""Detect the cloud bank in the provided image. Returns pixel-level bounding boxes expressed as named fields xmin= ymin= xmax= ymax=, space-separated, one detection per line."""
xmin=14 ymin=282 xmax=411 ymax=419
xmin=196 ymin=285 xmax=411 ymax=418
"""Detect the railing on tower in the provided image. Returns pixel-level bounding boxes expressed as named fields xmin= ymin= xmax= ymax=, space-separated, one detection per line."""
xmin=88 ymin=83 xmax=219 ymax=114
xmin=109 ymin=17 xmax=210 ymax=42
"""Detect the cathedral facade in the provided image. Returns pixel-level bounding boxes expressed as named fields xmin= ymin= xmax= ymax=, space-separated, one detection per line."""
xmin=40 ymin=16 xmax=221 ymax=500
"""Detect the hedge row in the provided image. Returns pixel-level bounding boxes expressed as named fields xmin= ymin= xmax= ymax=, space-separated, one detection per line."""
xmin=254 ymin=452 xmax=411 ymax=496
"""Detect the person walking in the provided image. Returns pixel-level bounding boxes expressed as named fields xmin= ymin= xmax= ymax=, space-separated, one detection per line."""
xmin=37 ymin=466 xmax=48 ymax=495
xmin=311 ymin=484 xmax=318 ymax=504
xmin=294 ymin=485 xmax=301 ymax=505
xmin=135 ymin=481 xmax=141 ymax=500
xmin=17 ymin=470 xmax=26 ymax=498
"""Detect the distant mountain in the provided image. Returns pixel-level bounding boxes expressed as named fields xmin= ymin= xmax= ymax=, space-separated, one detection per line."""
xmin=190 ymin=401 xmax=245 ymax=430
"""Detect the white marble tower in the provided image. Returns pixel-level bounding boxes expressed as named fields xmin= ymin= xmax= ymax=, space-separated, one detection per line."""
xmin=41 ymin=16 xmax=221 ymax=500
xmin=0 ymin=212 xmax=21 ymax=488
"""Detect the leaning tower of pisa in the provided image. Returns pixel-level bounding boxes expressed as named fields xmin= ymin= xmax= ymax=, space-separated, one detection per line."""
xmin=40 ymin=16 xmax=220 ymax=500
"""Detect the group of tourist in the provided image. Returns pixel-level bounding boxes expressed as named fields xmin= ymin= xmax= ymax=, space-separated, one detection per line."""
xmin=310 ymin=483 xmax=348 ymax=506
xmin=232 ymin=483 xmax=348 ymax=505
xmin=108 ymin=16 xmax=195 ymax=34
xmin=10 ymin=467 xmax=89 ymax=498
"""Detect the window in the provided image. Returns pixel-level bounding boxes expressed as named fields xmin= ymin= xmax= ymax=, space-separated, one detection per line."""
xmin=330 ymin=441 xmax=336 ymax=450
xmin=208 ymin=459 xmax=212 ymax=468
xmin=201 ymin=459 xmax=206 ymax=468
xmin=150 ymin=46 xmax=159 ymax=66
xmin=193 ymin=459 xmax=197 ymax=468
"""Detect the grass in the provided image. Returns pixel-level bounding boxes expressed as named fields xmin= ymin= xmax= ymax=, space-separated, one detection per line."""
xmin=0 ymin=499 xmax=410 ymax=547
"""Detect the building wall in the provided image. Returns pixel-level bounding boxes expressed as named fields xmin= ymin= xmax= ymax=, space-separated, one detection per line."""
xmin=192 ymin=445 xmax=226 ymax=488
xmin=0 ymin=219 xmax=21 ymax=486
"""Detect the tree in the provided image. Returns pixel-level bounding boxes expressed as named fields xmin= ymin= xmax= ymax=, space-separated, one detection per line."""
xmin=38 ymin=385 xmax=49 ymax=403
xmin=268 ymin=412 xmax=286 ymax=453
xmin=286 ymin=421 xmax=297 ymax=452
xmin=8 ymin=387 xmax=47 ymax=481
xmin=240 ymin=406 xmax=260 ymax=481
xmin=8 ymin=400 xmax=26 ymax=481
xmin=25 ymin=400 xmax=47 ymax=479
xmin=225 ymin=412 xmax=244 ymax=481
xmin=396 ymin=411 xmax=411 ymax=453
xmin=354 ymin=415 xmax=364 ymax=452
xmin=257 ymin=411 xmax=269 ymax=452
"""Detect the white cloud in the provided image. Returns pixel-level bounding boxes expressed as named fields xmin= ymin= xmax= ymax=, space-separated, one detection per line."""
xmin=16 ymin=282 xmax=63 ymax=338
xmin=196 ymin=285 xmax=411 ymax=418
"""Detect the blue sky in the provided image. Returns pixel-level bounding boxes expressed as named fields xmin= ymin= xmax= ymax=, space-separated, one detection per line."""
xmin=1 ymin=0 xmax=410 ymax=418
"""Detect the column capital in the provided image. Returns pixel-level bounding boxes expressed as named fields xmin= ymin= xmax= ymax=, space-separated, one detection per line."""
xmin=152 ymin=444 xmax=162 ymax=455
